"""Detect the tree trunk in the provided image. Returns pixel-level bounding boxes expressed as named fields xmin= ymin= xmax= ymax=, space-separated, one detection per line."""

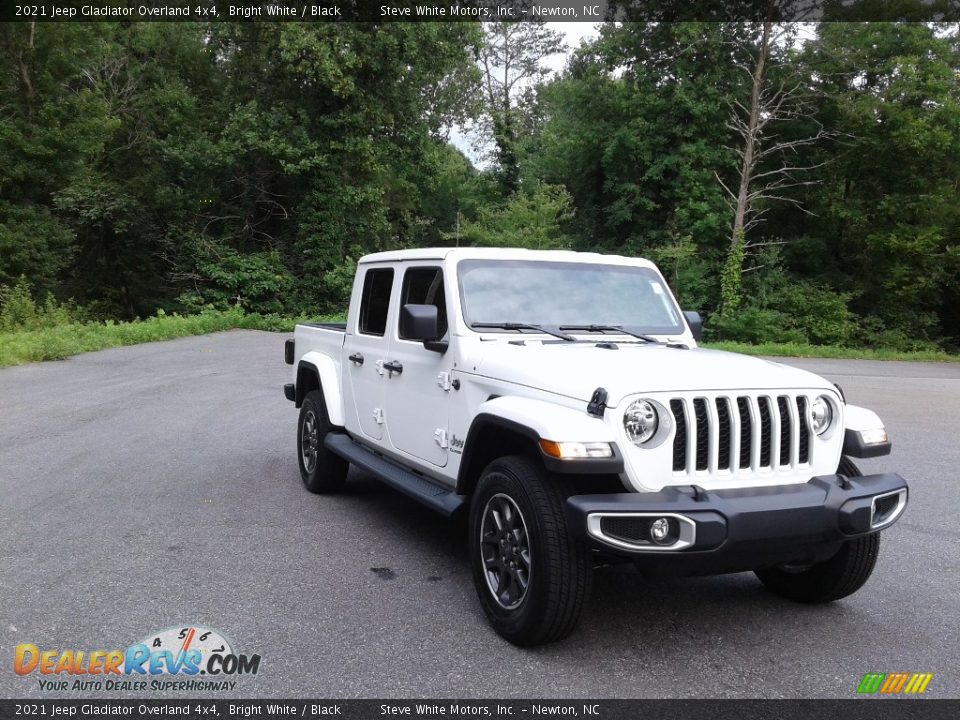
xmin=16 ymin=22 xmax=36 ymax=119
xmin=731 ymin=21 xmax=772 ymax=248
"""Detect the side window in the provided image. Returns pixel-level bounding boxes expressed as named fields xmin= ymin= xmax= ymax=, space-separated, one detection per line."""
xmin=358 ymin=268 xmax=394 ymax=336
xmin=400 ymin=267 xmax=448 ymax=340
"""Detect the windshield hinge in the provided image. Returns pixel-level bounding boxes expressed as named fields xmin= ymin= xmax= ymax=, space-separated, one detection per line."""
xmin=587 ymin=387 xmax=608 ymax=418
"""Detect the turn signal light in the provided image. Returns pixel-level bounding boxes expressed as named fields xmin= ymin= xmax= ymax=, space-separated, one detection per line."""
xmin=539 ymin=440 xmax=613 ymax=459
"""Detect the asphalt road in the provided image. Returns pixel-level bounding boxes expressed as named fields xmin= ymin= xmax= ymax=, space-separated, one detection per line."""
xmin=1 ymin=331 xmax=958 ymax=699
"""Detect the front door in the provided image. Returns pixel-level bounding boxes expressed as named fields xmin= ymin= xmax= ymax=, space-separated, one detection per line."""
xmin=383 ymin=265 xmax=452 ymax=469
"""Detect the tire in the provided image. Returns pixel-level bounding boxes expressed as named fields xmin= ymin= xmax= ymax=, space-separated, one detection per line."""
xmin=297 ymin=389 xmax=348 ymax=494
xmin=469 ymin=455 xmax=591 ymax=645
xmin=754 ymin=456 xmax=880 ymax=603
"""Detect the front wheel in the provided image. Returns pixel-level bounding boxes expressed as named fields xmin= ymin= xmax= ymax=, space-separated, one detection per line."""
xmin=755 ymin=456 xmax=880 ymax=603
xmin=297 ymin=390 xmax=348 ymax=494
xmin=469 ymin=455 xmax=591 ymax=645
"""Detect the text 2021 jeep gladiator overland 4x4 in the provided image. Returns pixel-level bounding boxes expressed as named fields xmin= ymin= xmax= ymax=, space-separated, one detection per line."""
xmin=283 ymin=248 xmax=908 ymax=645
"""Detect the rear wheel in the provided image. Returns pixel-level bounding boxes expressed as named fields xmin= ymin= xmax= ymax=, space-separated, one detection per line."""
xmin=469 ymin=455 xmax=591 ymax=645
xmin=755 ymin=456 xmax=881 ymax=603
xmin=297 ymin=390 xmax=348 ymax=494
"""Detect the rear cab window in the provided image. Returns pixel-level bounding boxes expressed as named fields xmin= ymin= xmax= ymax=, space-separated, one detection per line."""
xmin=358 ymin=267 xmax=394 ymax=336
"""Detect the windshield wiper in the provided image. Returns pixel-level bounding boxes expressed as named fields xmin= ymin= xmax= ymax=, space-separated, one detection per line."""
xmin=559 ymin=324 xmax=660 ymax=343
xmin=471 ymin=322 xmax=575 ymax=341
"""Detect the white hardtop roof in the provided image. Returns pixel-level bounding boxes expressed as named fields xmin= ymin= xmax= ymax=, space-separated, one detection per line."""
xmin=357 ymin=247 xmax=658 ymax=269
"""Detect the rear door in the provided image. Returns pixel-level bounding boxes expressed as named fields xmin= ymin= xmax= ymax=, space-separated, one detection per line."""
xmin=382 ymin=265 xmax=452 ymax=469
xmin=344 ymin=265 xmax=394 ymax=442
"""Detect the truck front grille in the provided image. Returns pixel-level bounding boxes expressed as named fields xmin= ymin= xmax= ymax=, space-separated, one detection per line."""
xmin=670 ymin=393 xmax=813 ymax=476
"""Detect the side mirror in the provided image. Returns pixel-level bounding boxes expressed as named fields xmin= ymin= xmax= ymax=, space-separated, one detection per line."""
xmin=400 ymin=304 xmax=447 ymax=352
xmin=684 ymin=311 xmax=703 ymax=341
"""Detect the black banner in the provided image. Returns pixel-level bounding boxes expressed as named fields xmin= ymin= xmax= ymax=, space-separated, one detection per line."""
xmin=1 ymin=700 xmax=959 ymax=720
xmin=1 ymin=0 xmax=958 ymax=23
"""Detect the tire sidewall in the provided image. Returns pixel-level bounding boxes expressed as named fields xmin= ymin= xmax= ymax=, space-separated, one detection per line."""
xmin=296 ymin=389 xmax=347 ymax=492
xmin=754 ymin=455 xmax=881 ymax=602
xmin=297 ymin=392 xmax=324 ymax=482
xmin=469 ymin=459 xmax=554 ymax=639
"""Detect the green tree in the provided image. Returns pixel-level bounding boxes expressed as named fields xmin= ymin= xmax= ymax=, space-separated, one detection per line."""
xmin=532 ymin=21 xmax=748 ymax=323
xmin=802 ymin=22 xmax=960 ymax=346
xmin=447 ymin=182 xmax=574 ymax=249
xmin=476 ymin=21 xmax=565 ymax=194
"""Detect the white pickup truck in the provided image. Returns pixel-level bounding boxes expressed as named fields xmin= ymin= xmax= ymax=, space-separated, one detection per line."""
xmin=283 ymin=248 xmax=908 ymax=645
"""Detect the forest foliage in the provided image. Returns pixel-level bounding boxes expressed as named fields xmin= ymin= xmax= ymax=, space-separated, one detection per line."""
xmin=0 ymin=20 xmax=957 ymax=351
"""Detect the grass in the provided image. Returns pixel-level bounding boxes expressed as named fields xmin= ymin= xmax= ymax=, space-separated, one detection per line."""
xmin=0 ymin=310 xmax=957 ymax=367
xmin=0 ymin=308 xmax=335 ymax=368
xmin=704 ymin=340 xmax=960 ymax=363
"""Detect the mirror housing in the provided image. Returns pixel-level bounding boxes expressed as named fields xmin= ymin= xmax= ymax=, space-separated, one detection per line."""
xmin=400 ymin=304 xmax=447 ymax=353
xmin=683 ymin=311 xmax=703 ymax=341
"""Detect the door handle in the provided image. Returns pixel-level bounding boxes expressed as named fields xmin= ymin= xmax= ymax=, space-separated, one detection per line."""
xmin=382 ymin=360 xmax=403 ymax=375
xmin=348 ymin=352 xmax=364 ymax=365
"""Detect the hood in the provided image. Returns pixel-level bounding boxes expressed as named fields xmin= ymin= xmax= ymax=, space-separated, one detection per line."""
xmin=466 ymin=340 xmax=833 ymax=406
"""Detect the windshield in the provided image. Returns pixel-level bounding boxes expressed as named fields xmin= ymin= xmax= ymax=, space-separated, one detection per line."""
xmin=458 ymin=260 xmax=685 ymax=335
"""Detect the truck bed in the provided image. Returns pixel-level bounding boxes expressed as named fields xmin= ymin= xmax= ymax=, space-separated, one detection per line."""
xmin=300 ymin=322 xmax=347 ymax=331
xmin=292 ymin=323 xmax=347 ymax=370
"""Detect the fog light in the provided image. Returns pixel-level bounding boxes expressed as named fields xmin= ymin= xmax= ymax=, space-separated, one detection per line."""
xmin=649 ymin=517 xmax=671 ymax=544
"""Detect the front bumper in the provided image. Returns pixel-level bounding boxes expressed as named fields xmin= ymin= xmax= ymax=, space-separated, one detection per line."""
xmin=566 ymin=473 xmax=908 ymax=575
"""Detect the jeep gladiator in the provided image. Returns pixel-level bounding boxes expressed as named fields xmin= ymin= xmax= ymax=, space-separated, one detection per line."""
xmin=283 ymin=248 xmax=908 ymax=645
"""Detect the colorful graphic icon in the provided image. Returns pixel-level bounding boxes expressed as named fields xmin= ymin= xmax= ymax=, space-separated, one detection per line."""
xmin=857 ymin=672 xmax=933 ymax=695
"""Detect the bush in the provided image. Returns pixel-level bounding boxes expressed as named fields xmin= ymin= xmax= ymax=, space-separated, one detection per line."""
xmin=708 ymin=307 xmax=808 ymax=344
xmin=710 ymin=247 xmax=860 ymax=346
xmin=0 ymin=277 xmax=76 ymax=332
xmin=855 ymin=315 xmax=941 ymax=352
xmin=768 ymin=281 xmax=858 ymax=346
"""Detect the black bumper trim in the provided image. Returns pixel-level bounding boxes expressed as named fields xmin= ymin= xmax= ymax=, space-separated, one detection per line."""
xmin=567 ymin=473 xmax=908 ymax=575
xmin=283 ymin=383 xmax=295 ymax=402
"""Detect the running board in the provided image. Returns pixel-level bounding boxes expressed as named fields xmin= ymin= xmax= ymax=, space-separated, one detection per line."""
xmin=324 ymin=434 xmax=465 ymax=516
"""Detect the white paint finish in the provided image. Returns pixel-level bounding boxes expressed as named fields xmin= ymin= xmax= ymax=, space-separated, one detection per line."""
xmin=293 ymin=248 xmax=877 ymax=493
xmin=461 ymin=340 xmax=833 ymax=407
xmin=845 ymin=404 xmax=886 ymax=432
xmin=475 ymin=395 xmax=617 ymax=445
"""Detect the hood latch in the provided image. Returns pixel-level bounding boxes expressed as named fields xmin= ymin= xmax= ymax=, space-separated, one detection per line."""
xmin=587 ymin=387 xmax=608 ymax=418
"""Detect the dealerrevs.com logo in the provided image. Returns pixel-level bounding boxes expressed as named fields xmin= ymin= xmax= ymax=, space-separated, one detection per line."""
xmin=14 ymin=626 xmax=261 ymax=692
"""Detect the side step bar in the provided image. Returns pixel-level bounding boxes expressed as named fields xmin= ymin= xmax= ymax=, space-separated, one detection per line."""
xmin=325 ymin=433 xmax=465 ymax=516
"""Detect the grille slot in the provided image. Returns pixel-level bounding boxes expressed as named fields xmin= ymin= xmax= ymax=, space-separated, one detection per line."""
xmin=670 ymin=393 xmax=810 ymax=478
xmin=737 ymin=397 xmax=752 ymax=469
xmin=693 ymin=398 xmax=709 ymax=471
xmin=670 ymin=400 xmax=686 ymax=472
xmin=797 ymin=396 xmax=810 ymax=464
xmin=758 ymin=397 xmax=772 ymax=468
xmin=716 ymin=398 xmax=731 ymax=470
xmin=777 ymin=396 xmax=791 ymax=466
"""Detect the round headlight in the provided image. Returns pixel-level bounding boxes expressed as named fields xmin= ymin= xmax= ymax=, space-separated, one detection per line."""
xmin=810 ymin=395 xmax=833 ymax=436
xmin=624 ymin=399 xmax=659 ymax=445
